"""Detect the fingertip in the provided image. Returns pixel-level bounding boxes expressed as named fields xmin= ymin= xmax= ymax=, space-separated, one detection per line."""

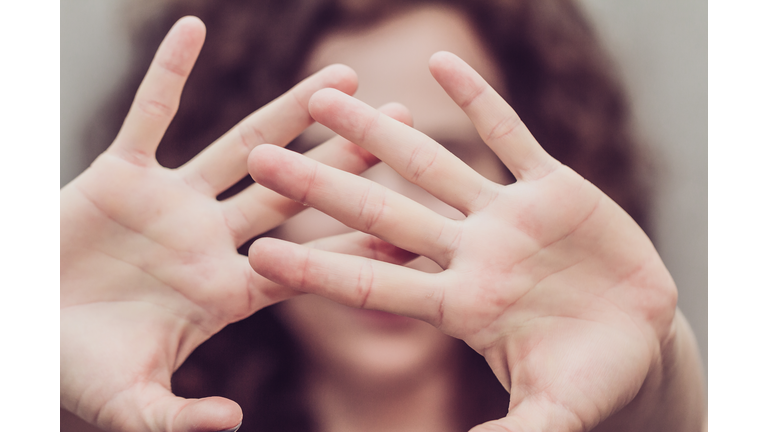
xmin=158 ymin=16 xmax=206 ymax=77
xmin=176 ymin=15 xmax=205 ymax=30
xmin=317 ymin=63 xmax=359 ymax=96
xmin=248 ymin=237 xmax=268 ymax=268
xmin=428 ymin=51 xmax=479 ymax=91
xmin=247 ymin=144 xmax=282 ymax=183
xmin=428 ymin=51 xmax=458 ymax=72
xmin=173 ymin=396 xmax=242 ymax=432
xmin=307 ymin=87 xmax=347 ymax=124
xmin=377 ymin=102 xmax=413 ymax=127
xmin=308 ymin=87 xmax=342 ymax=111
xmin=172 ymin=15 xmax=207 ymax=45
xmin=248 ymin=237 xmax=291 ymax=279
xmin=429 ymin=50 xmax=454 ymax=62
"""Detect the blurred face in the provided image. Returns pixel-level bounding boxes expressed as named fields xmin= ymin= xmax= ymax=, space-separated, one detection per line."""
xmin=272 ymin=5 xmax=512 ymax=386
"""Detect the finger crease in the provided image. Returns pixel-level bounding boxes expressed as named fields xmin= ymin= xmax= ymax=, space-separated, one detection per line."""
xmin=136 ymin=98 xmax=176 ymax=121
xmin=357 ymin=259 xmax=374 ymax=309
xmin=406 ymin=145 xmax=438 ymax=183
xmin=485 ymin=114 xmax=523 ymax=143
xmin=238 ymin=121 xmax=268 ymax=152
xmin=459 ymin=83 xmax=487 ymax=109
xmin=300 ymin=162 xmax=319 ymax=203
xmin=358 ymin=109 xmax=380 ymax=145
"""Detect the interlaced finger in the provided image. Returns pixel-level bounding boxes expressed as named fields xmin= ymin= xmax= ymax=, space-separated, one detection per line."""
xmin=250 ymin=145 xmax=462 ymax=268
xmin=249 ymin=237 xmax=447 ymax=326
xmin=308 ymin=88 xmax=499 ymax=215
xmin=224 ymin=103 xmax=411 ymax=246
xmin=248 ymin=231 xmax=418 ymax=307
xmin=178 ymin=64 xmax=358 ymax=196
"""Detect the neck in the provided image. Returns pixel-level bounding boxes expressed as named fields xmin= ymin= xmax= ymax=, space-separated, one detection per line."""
xmin=305 ymin=359 xmax=461 ymax=432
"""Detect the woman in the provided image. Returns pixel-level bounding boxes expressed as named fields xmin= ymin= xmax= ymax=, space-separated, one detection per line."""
xmin=61 ymin=1 xmax=705 ymax=431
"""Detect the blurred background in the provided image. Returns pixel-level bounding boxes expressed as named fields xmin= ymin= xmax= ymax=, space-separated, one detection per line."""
xmin=61 ymin=0 xmax=707 ymax=385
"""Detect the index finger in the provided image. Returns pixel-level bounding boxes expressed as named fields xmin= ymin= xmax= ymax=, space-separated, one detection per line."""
xmin=179 ymin=64 xmax=358 ymax=196
xmin=109 ymin=16 xmax=205 ymax=164
xmin=429 ymin=51 xmax=557 ymax=181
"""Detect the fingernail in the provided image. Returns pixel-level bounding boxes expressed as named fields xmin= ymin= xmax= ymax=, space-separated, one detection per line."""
xmin=216 ymin=422 xmax=241 ymax=432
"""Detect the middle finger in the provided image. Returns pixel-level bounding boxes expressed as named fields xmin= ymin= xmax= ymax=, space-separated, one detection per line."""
xmin=308 ymin=88 xmax=500 ymax=215
xmin=223 ymin=102 xmax=413 ymax=246
xmin=249 ymin=145 xmax=462 ymax=268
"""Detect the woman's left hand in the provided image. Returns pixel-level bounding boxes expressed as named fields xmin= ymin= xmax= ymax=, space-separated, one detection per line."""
xmin=248 ymin=52 xmax=705 ymax=432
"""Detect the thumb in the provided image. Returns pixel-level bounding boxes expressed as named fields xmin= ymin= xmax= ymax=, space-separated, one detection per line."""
xmin=468 ymin=396 xmax=588 ymax=432
xmin=169 ymin=396 xmax=243 ymax=432
xmin=100 ymin=384 xmax=243 ymax=432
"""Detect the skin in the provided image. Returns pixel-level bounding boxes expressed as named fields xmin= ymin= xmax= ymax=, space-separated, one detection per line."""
xmin=61 ymin=17 xmax=414 ymax=432
xmin=268 ymin=9 xmax=513 ymax=432
xmin=247 ymin=18 xmax=706 ymax=432
xmin=61 ymin=9 xmax=706 ymax=432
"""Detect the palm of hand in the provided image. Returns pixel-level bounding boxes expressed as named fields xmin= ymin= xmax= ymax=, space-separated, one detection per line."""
xmin=60 ymin=17 xmax=375 ymax=432
xmin=249 ymin=52 xmax=678 ymax=431
xmin=441 ymin=165 xmax=675 ymax=430
xmin=61 ymin=156 xmax=252 ymax=430
xmin=61 ymin=153 xmax=254 ymax=344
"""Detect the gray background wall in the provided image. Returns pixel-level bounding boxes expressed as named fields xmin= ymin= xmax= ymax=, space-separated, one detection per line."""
xmin=61 ymin=0 xmax=707 ymax=383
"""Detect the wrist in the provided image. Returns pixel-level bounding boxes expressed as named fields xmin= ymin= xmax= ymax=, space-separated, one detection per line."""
xmin=594 ymin=309 xmax=705 ymax=432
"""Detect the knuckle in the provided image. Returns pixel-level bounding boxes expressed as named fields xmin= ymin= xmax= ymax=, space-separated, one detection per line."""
xmin=300 ymin=162 xmax=319 ymax=203
xmin=157 ymin=57 xmax=188 ymax=78
xmin=355 ymin=260 xmax=375 ymax=309
xmin=459 ymin=82 xmax=487 ymax=109
xmin=405 ymin=144 xmax=439 ymax=183
xmin=436 ymin=219 xmax=462 ymax=263
xmin=485 ymin=114 xmax=523 ymax=143
xmin=358 ymin=183 xmax=387 ymax=232
xmin=238 ymin=121 xmax=268 ymax=151
xmin=356 ymin=109 xmax=380 ymax=145
xmin=136 ymin=98 xmax=176 ymax=120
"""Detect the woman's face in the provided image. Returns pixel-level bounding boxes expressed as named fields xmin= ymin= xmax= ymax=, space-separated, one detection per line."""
xmin=272 ymin=5 xmax=512 ymax=386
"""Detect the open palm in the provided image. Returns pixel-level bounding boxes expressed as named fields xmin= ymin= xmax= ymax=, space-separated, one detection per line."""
xmin=248 ymin=52 xmax=680 ymax=431
xmin=60 ymin=17 xmax=413 ymax=432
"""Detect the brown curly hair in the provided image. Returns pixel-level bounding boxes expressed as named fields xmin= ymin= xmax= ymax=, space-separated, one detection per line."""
xmin=86 ymin=1 xmax=654 ymax=430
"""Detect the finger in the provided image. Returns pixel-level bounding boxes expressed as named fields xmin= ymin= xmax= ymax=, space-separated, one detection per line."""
xmin=306 ymin=231 xmax=418 ymax=264
xmin=308 ymin=88 xmax=498 ymax=215
xmin=250 ymin=145 xmax=461 ymax=268
xmin=167 ymin=396 xmax=242 ymax=432
xmin=429 ymin=51 xmax=557 ymax=181
xmin=96 ymin=382 xmax=242 ymax=432
xmin=178 ymin=64 xmax=358 ymax=196
xmin=109 ymin=16 xmax=206 ymax=165
xmin=247 ymin=232 xmax=417 ymax=307
xmin=468 ymin=397 xmax=588 ymax=432
xmin=249 ymin=237 xmax=447 ymax=326
xmin=224 ymin=103 xmax=411 ymax=246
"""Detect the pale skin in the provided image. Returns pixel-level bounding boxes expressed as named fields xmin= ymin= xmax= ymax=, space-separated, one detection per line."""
xmin=247 ymin=54 xmax=706 ymax=431
xmin=61 ymin=14 xmax=705 ymax=432
xmin=61 ymin=17 xmax=414 ymax=432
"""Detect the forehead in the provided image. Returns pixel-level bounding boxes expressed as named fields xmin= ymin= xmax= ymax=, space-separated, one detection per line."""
xmin=300 ymin=5 xmax=504 ymax=143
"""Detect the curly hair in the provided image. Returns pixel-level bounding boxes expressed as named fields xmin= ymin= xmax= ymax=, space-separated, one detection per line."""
xmin=86 ymin=1 xmax=654 ymax=430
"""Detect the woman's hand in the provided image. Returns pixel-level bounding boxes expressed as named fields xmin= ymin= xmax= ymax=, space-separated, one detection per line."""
xmin=60 ymin=16 xmax=413 ymax=432
xmin=248 ymin=52 xmax=705 ymax=431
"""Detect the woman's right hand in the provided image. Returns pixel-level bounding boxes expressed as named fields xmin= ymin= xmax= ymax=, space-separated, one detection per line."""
xmin=60 ymin=16 xmax=413 ymax=432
